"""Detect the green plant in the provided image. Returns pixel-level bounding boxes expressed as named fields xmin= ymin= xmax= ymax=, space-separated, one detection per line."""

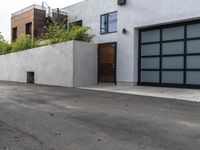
xmin=0 ymin=32 xmax=11 ymax=55
xmin=43 ymin=23 xmax=94 ymax=44
xmin=68 ymin=25 xmax=94 ymax=42
xmin=43 ymin=24 xmax=68 ymax=44
xmin=11 ymin=35 xmax=36 ymax=52
xmin=0 ymin=24 xmax=94 ymax=55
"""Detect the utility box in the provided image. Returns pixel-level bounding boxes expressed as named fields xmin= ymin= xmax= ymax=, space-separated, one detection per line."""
xmin=118 ymin=0 xmax=126 ymax=5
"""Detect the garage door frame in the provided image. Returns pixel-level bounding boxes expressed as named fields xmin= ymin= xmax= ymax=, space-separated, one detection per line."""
xmin=138 ymin=19 xmax=200 ymax=88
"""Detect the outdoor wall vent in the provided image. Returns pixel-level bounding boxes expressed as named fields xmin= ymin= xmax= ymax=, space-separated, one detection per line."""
xmin=118 ymin=0 xmax=126 ymax=5
xmin=27 ymin=72 xmax=35 ymax=84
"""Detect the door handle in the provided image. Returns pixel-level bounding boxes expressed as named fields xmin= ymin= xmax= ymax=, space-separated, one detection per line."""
xmin=112 ymin=64 xmax=115 ymax=68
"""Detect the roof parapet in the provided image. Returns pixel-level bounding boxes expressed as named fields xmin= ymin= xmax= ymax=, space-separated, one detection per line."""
xmin=12 ymin=4 xmax=46 ymax=17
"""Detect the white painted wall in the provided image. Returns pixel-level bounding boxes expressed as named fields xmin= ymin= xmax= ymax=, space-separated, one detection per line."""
xmin=73 ymin=41 xmax=98 ymax=87
xmin=62 ymin=0 xmax=118 ymax=44
xmin=63 ymin=0 xmax=200 ymax=85
xmin=117 ymin=0 xmax=200 ymax=85
xmin=0 ymin=41 xmax=97 ymax=87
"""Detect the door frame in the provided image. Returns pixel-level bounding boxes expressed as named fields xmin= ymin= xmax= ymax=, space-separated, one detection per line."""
xmin=98 ymin=42 xmax=117 ymax=85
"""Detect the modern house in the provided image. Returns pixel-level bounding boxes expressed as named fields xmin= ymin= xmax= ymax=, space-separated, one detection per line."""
xmin=10 ymin=0 xmax=200 ymax=88
xmin=62 ymin=0 xmax=200 ymax=88
xmin=11 ymin=4 xmax=68 ymax=41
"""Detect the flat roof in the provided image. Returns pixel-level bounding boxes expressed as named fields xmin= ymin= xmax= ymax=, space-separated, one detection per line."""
xmin=12 ymin=4 xmax=46 ymax=17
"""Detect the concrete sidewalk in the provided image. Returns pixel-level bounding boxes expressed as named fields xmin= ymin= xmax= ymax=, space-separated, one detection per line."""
xmin=79 ymin=84 xmax=200 ymax=102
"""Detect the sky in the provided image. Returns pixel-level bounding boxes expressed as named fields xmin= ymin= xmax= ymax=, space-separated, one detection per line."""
xmin=0 ymin=0 xmax=84 ymax=41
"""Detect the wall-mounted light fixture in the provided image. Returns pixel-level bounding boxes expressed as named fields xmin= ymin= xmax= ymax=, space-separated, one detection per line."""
xmin=122 ymin=28 xmax=127 ymax=34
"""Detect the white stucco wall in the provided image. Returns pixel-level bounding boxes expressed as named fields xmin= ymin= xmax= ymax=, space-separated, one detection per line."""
xmin=63 ymin=0 xmax=200 ymax=85
xmin=0 ymin=41 xmax=97 ymax=87
xmin=73 ymin=41 xmax=98 ymax=87
xmin=117 ymin=0 xmax=200 ymax=85
xmin=62 ymin=0 xmax=118 ymax=44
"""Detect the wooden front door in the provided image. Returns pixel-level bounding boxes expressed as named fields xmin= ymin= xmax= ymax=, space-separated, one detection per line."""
xmin=98 ymin=42 xmax=117 ymax=84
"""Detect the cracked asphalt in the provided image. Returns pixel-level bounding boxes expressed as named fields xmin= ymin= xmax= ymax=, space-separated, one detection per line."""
xmin=0 ymin=81 xmax=200 ymax=150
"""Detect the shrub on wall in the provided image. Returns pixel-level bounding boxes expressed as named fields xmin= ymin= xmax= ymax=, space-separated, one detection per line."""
xmin=11 ymin=35 xmax=37 ymax=52
xmin=43 ymin=24 xmax=94 ymax=44
xmin=68 ymin=25 xmax=94 ymax=42
xmin=43 ymin=24 xmax=69 ymax=44
xmin=0 ymin=33 xmax=11 ymax=55
xmin=0 ymin=42 xmax=11 ymax=55
xmin=0 ymin=24 xmax=94 ymax=55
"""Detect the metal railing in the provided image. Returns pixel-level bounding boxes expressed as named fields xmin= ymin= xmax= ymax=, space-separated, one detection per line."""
xmin=12 ymin=4 xmax=46 ymax=17
xmin=52 ymin=9 xmax=68 ymax=16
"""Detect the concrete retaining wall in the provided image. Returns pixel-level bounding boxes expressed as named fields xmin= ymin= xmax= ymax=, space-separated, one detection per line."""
xmin=0 ymin=41 xmax=97 ymax=87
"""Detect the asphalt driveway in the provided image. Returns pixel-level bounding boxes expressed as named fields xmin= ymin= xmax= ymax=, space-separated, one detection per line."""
xmin=0 ymin=82 xmax=200 ymax=150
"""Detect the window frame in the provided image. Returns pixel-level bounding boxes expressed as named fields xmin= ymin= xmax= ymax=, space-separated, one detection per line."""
xmin=100 ymin=11 xmax=117 ymax=35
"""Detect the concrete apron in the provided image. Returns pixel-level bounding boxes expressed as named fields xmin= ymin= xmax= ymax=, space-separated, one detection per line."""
xmin=78 ymin=84 xmax=200 ymax=102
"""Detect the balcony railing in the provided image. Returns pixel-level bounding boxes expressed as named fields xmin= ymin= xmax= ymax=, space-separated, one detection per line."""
xmin=12 ymin=4 xmax=46 ymax=17
xmin=52 ymin=9 xmax=68 ymax=16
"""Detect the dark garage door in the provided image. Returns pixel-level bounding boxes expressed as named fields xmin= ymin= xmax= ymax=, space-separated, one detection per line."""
xmin=138 ymin=20 xmax=200 ymax=88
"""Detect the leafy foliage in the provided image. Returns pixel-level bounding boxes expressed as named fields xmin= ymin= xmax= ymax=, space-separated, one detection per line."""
xmin=0 ymin=32 xmax=11 ymax=55
xmin=43 ymin=24 xmax=68 ymax=44
xmin=0 ymin=24 xmax=94 ymax=55
xmin=68 ymin=25 xmax=94 ymax=42
xmin=43 ymin=23 xmax=94 ymax=44
xmin=11 ymin=35 xmax=36 ymax=52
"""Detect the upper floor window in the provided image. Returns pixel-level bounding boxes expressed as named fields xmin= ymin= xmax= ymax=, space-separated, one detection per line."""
xmin=74 ymin=20 xmax=83 ymax=26
xmin=69 ymin=20 xmax=83 ymax=30
xmin=12 ymin=27 xmax=17 ymax=42
xmin=100 ymin=11 xmax=117 ymax=34
xmin=26 ymin=22 xmax=32 ymax=36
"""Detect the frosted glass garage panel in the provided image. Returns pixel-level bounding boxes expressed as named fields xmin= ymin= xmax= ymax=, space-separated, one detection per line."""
xmin=187 ymin=56 xmax=200 ymax=69
xmin=187 ymin=72 xmax=200 ymax=85
xmin=141 ymin=71 xmax=159 ymax=83
xmin=141 ymin=44 xmax=160 ymax=56
xmin=187 ymin=23 xmax=200 ymax=38
xmin=162 ymin=57 xmax=184 ymax=69
xmin=162 ymin=42 xmax=184 ymax=55
xmin=141 ymin=30 xmax=160 ymax=43
xmin=163 ymin=26 xmax=184 ymax=41
xmin=162 ymin=71 xmax=183 ymax=84
xmin=187 ymin=40 xmax=200 ymax=53
xmin=141 ymin=58 xmax=160 ymax=69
